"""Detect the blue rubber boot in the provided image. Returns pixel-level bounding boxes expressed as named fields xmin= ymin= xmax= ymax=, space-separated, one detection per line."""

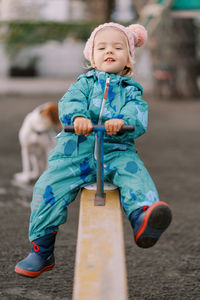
xmin=15 ymin=232 xmax=56 ymax=277
xmin=129 ymin=201 xmax=172 ymax=248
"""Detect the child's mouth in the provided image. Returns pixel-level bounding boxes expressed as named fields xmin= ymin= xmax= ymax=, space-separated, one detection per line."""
xmin=105 ymin=58 xmax=115 ymax=63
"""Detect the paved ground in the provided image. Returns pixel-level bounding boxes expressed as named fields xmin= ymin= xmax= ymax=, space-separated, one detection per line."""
xmin=0 ymin=79 xmax=200 ymax=299
xmin=0 ymin=77 xmax=76 ymax=97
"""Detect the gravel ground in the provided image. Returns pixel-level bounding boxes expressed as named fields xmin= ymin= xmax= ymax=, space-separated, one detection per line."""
xmin=0 ymin=93 xmax=200 ymax=300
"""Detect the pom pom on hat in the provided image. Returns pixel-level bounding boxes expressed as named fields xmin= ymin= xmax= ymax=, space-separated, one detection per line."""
xmin=83 ymin=22 xmax=148 ymax=63
xmin=127 ymin=24 xmax=148 ymax=47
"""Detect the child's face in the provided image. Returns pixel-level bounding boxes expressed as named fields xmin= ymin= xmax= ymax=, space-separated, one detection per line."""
xmin=92 ymin=28 xmax=131 ymax=75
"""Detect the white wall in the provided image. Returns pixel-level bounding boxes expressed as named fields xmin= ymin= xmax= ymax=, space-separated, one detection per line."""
xmin=36 ymin=38 xmax=85 ymax=77
xmin=10 ymin=38 xmax=85 ymax=77
xmin=40 ymin=0 xmax=70 ymax=22
xmin=0 ymin=0 xmax=43 ymax=21
xmin=112 ymin=0 xmax=136 ymax=22
xmin=0 ymin=0 xmax=83 ymax=22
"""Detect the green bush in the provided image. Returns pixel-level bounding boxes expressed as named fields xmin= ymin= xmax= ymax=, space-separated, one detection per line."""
xmin=0 ymin=21 xmax=100 ymax=60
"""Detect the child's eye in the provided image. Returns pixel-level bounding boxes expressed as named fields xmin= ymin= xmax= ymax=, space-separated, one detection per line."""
xmin=116 ymin=47 xmax=122 ymax=50
xmin=98 ymin=47 xmax=105 ymax=50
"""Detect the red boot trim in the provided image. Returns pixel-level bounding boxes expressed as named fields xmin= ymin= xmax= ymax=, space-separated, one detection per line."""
xmin=15 ymin=263 xmax=55 ymax=278
xmin=32 ymin=241 xmax=40 ymax=253
xmin=142 ymin=206 xmax=149 ymax=212
xmin=135 ymin=201 xmax=170 ymax=242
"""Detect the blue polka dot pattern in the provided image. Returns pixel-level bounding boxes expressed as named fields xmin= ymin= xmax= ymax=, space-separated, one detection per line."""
xmin=130 ymin=189 xmax=137 ymax=200
xmin=60 ymin=114 xmax=72 ymax=125
xmin=80 ymin=158 xmax=93 ymax=182
xmin=64 ymin=139 xmax=76 ymax=156
xmin=43 ymin=185 xmax=55 ymax=206
xmin=125 ymin=161 xmax=138 ymax=174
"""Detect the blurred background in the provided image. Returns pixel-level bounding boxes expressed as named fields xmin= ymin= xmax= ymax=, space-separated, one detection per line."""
xmin=0 ymin=0 xmax=199 ymax=98
xmin=0 ymin=1 xmax=200 ymax=300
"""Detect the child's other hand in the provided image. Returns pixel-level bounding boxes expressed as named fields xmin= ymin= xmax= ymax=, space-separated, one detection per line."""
xmin=74 ymin=117 xmax=93 ymax=136
xmin=105 ymin=119 xmax=125 ymax=135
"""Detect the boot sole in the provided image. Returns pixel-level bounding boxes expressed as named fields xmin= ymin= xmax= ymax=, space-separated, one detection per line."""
xmin=135 ymin=201 xmax=172 ymax=248
xmin=15 ymin=263 xmax=55 ymax=277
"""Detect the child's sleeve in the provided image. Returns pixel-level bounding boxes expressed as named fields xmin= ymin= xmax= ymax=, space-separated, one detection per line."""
xmin=58 ymin=75 xmax=90 ymax=126
xmin=120 ymin=86 xmax=148 ymax=139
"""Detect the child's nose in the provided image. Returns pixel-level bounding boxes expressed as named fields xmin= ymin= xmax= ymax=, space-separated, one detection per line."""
xmin=106 ymin=47 xmax=113 ymax=54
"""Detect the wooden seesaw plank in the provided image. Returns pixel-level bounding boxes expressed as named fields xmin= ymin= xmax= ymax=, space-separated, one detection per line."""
xmin=72 ymin=188 xmax=128 ymax=300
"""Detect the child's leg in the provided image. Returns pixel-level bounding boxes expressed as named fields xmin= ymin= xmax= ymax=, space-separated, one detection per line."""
xmin=105 ymin=151 xmax=172 ymax=248
xmin=29 ymin=162 xmax=80 ymax=241
xmin=29 ymin=154 xmax=96 ymax=241
xmin=105 ymin=151 xmax=160 ymax=214
xmin=15 ymin=155 xmax=96 ymax=277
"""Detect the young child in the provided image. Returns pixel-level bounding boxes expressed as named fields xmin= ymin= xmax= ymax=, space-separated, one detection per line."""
xmin=15 ymin=22 xmax=172 ymax=277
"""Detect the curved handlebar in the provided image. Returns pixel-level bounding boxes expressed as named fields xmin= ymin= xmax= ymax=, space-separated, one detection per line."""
xmin=64 ymin=125 xmax=134 ymax=133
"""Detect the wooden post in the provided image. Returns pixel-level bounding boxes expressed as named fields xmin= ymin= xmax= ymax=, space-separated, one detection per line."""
xmin=72 ymin=187 xmax=128 ymax=300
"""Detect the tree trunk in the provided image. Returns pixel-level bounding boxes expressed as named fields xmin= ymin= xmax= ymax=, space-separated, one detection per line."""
xmin=149 ymin=17 xmax=199 ymax=99
xmin=104 ymin=0 xmax=115 ymax=22
xmin=83 ymin=0 xmax=115 ymax=22
xmin=172 ymin=18 xmax=199 ymax=98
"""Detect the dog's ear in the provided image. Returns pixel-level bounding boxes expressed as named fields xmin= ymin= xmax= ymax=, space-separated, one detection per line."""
xmin=41 ymin=103 xmax=61 ymax=127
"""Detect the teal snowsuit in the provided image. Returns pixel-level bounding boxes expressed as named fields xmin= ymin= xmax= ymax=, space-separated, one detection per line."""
xmin=29 ymin=70 xmax=159 ymax=241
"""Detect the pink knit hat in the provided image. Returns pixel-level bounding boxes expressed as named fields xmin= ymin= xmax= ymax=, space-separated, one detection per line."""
xmin=83 ymin=22 xmax=148 ymax=63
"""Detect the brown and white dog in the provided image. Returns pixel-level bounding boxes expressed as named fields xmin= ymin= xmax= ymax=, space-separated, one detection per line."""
xmin=14 ymin=102 xmax=62 ymax=183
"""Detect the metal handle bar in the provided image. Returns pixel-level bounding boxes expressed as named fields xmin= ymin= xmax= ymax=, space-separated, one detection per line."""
xmin=64 ymin=124 xmax=134 ymax=133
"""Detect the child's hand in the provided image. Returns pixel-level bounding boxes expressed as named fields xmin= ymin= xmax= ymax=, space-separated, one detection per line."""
xmin=74 ymin=117 xmax=93 ymax=136
xmin=105 ymin=119 xmax=125 ymax=135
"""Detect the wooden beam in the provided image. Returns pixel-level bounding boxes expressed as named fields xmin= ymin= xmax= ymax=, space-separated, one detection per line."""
xmin=72 ymin=188 xmax=128 ymax=300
